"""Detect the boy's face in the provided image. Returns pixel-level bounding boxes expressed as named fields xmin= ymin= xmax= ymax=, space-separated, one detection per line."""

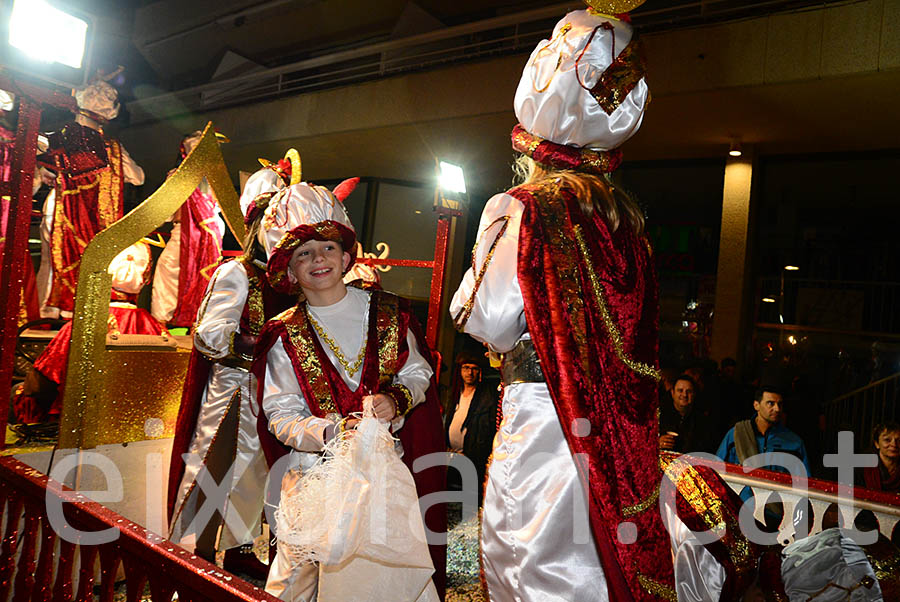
xmin=289 ymin=239 xmax=350 ymax=297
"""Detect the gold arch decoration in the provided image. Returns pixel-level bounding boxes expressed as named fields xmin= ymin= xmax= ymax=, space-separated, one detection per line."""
xmin=59 ymin=123 xmax=244 ymax=449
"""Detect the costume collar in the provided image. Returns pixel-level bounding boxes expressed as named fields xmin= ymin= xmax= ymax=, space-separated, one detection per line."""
xmin=511 ymin=124 xmax=623 ymax=174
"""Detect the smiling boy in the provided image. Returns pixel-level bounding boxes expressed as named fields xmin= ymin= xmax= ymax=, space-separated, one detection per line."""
xmin=254 ymin=220 xmax=446 ymax=601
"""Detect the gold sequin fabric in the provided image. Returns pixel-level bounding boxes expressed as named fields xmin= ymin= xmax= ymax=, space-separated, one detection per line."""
xmin=636 ymin=573 xmax=678 ymax=601
xmin=660 ymin=455 xmax=756 ymax=584
xmin=584 ymin=0 xmax=647 ymax=13
xmin=864 ymin=538 xmax=900 ymax=599
xmin=281 ymin=306 xmax=338 ymax=414
xmin=375 ymin=291 xmax=400 ymax=386
xmin=622 ymin=481 xmax=660 ymax=518
xmin=239 ymin=256 xmax=265 ymax=335
xmin=586 ymin=36 xmax=648 ymax=116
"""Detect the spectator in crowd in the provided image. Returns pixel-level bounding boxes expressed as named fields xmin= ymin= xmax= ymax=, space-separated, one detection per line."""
xmin=445 ymin=352 xmax=499 ymax=503
xmin=861 ymin=422 xmax=900 ymax=494
xmin=716 ymin=385 xmax=811 ymax=477
xmin=686 ymin=360 xmax=721 ymax=437
xmin=659 ymin=374 xmax=714 ymax=453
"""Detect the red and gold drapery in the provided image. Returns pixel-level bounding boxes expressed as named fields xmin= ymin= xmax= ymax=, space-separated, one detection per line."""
xmin=47 ymin=137 xmax=124 ymax=313
xmin=0 ymin=129 xmax=39 ymax=325
xmin=511 ymin=180 xmax=675 ymax=601
xmin=170 ymin=187 xmax=222 ymax=327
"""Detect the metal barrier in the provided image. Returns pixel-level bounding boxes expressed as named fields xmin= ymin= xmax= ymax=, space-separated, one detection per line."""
xmin=0 ymin=455 xmax=278 ymax=602
xmin=825 ymin=372 xmax=900 ymax=451
xmin=4 ymin=450 xmax=898 ymax=601
xmin=713 ymin=456 xmax=900 ymax=544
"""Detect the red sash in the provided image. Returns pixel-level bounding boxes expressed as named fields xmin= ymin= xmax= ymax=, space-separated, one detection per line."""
xmin=171 ymin=187 xmax=222 ymax=327
xmin=511 ymin=182 xmax=676 ymax=600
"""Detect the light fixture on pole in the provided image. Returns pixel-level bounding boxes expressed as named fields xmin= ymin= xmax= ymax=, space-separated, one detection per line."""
xmin=728 ymin=141 xmax=743 ymax=157
xmin=3 ymin=0 xmax=93 ymax=87
xmin=434 ymin=160 xmax=467 ymax=212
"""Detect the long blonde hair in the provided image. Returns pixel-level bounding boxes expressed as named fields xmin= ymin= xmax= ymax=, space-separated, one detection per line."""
xmin=513 ymin=154 xmax=645 ymax=236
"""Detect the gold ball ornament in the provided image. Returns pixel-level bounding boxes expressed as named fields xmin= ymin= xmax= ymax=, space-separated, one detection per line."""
xmin=584 ymin=0 xmax=646 ymax=14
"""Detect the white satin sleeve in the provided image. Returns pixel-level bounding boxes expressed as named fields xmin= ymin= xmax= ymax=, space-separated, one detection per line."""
xmin=395 ymin=329 xmax=432 ymax=406
xmin=262 ymin=338 xmax=331 ymax=452
xmin=193 ymin=260 xmax=248 ymax=359
xmin=449 ymin=192 xmax=527 ymax=353
xmin=661 ymin=499 xmax=726 ymax=602
xmin=120 ymin=145 xmax=145 ymax=186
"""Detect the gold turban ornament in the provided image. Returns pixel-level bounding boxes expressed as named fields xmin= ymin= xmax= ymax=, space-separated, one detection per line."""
xmin=583 ymin=0 xmax=646 ymax=14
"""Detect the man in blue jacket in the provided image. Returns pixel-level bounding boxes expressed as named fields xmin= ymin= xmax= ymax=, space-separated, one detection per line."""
xmin=716 ymin=386 xmax=811 ymax=478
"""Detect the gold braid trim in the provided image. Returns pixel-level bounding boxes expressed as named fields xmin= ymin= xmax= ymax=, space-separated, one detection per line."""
xmin=622 ymin=481 xmax=660 ymax=518
xmin=573 ymin=225 xmax=661 ymax=381
xmin=636 ymin=574 xmax=677 ymax=601
xmin=453 ymin=216 xmax=510 ymax=331
xmin=386 ymin=384 xmax=414 ymax=417
xmin=281 ymin=305 xmax=338 ymax=414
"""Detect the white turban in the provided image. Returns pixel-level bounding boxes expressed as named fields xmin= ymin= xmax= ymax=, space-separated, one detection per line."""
xmin=108 ymin=242 xmax=151 ymax=294
xmin=75 ymin=81 xmax=120 ymax=122
xmin=514 ymin=10 xmax=648 ymax=151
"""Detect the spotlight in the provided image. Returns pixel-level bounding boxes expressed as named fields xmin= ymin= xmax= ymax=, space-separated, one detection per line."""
xmin=728 ymin=141 xmax=742 ymax=157
xmin=439 ymin=161 xmax=466 ymax=194
xmin=784 ymin=265 xmax=799 ymax=271
xmin=9 ymin=0 xmax=89 ymax=68
xmin=762 ymin=297 xmax=776 ymax=303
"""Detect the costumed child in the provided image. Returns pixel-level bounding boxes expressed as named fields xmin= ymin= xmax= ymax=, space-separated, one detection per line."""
xmin=12 ymin=241 xmax=164 ymax=424
xmin=166 ymin=156 xmax=297 ymax=579
xmin=253 ymin=182 xmax=446 ymax=600
xmin=450 ymin=3 xmax=677 ymax=599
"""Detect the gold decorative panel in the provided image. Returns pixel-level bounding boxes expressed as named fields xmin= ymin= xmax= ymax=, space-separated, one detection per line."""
xmin=59 ymin=123 xmax=240 ymax=449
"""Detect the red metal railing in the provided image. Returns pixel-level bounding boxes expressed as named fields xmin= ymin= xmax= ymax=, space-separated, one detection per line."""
xmin=357 ymin=204 xmax=461 ymax=351
xmin=0 ymin=455 xmax=279 ymax=602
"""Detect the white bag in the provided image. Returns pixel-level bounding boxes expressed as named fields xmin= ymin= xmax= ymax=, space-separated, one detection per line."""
xmin=275 ymin=399 xmax=438 ymax=602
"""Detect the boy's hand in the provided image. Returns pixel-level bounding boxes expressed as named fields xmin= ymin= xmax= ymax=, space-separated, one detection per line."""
xmin=366 ymin=393 xmax=398 ymax=421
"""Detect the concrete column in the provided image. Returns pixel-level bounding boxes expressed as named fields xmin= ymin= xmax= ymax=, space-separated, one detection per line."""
xmin=710 ymin=148 xmax=755 ymax=365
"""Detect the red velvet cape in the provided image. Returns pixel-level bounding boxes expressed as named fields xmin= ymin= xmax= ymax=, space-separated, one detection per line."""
xmin=253 ymin=289 xmax=447 ymax=599
xmin=166 ymin=257 xmax=294 ymax=520
xmin=48 ymin=132 xmax=124 ymax=313
xmin=171 ymin=188 xmax=223 ymax=327
xmin=510 ymin=182 xmax=676 ymax=601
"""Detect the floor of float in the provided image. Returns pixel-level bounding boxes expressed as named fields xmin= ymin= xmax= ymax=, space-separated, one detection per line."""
xmin=111 ymin=503 xmax=486 ymax=601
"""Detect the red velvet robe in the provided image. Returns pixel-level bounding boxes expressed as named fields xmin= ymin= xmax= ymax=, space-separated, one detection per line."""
xmin=253 ymin=289 xmax=447 ymax=599
xmin=170 ymin=188 xmax=222 ymax=327
xmin=47 ymin=131 xmax=124 ymax=313
xmin=510 ymin=181 xmax=676 ymax=601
